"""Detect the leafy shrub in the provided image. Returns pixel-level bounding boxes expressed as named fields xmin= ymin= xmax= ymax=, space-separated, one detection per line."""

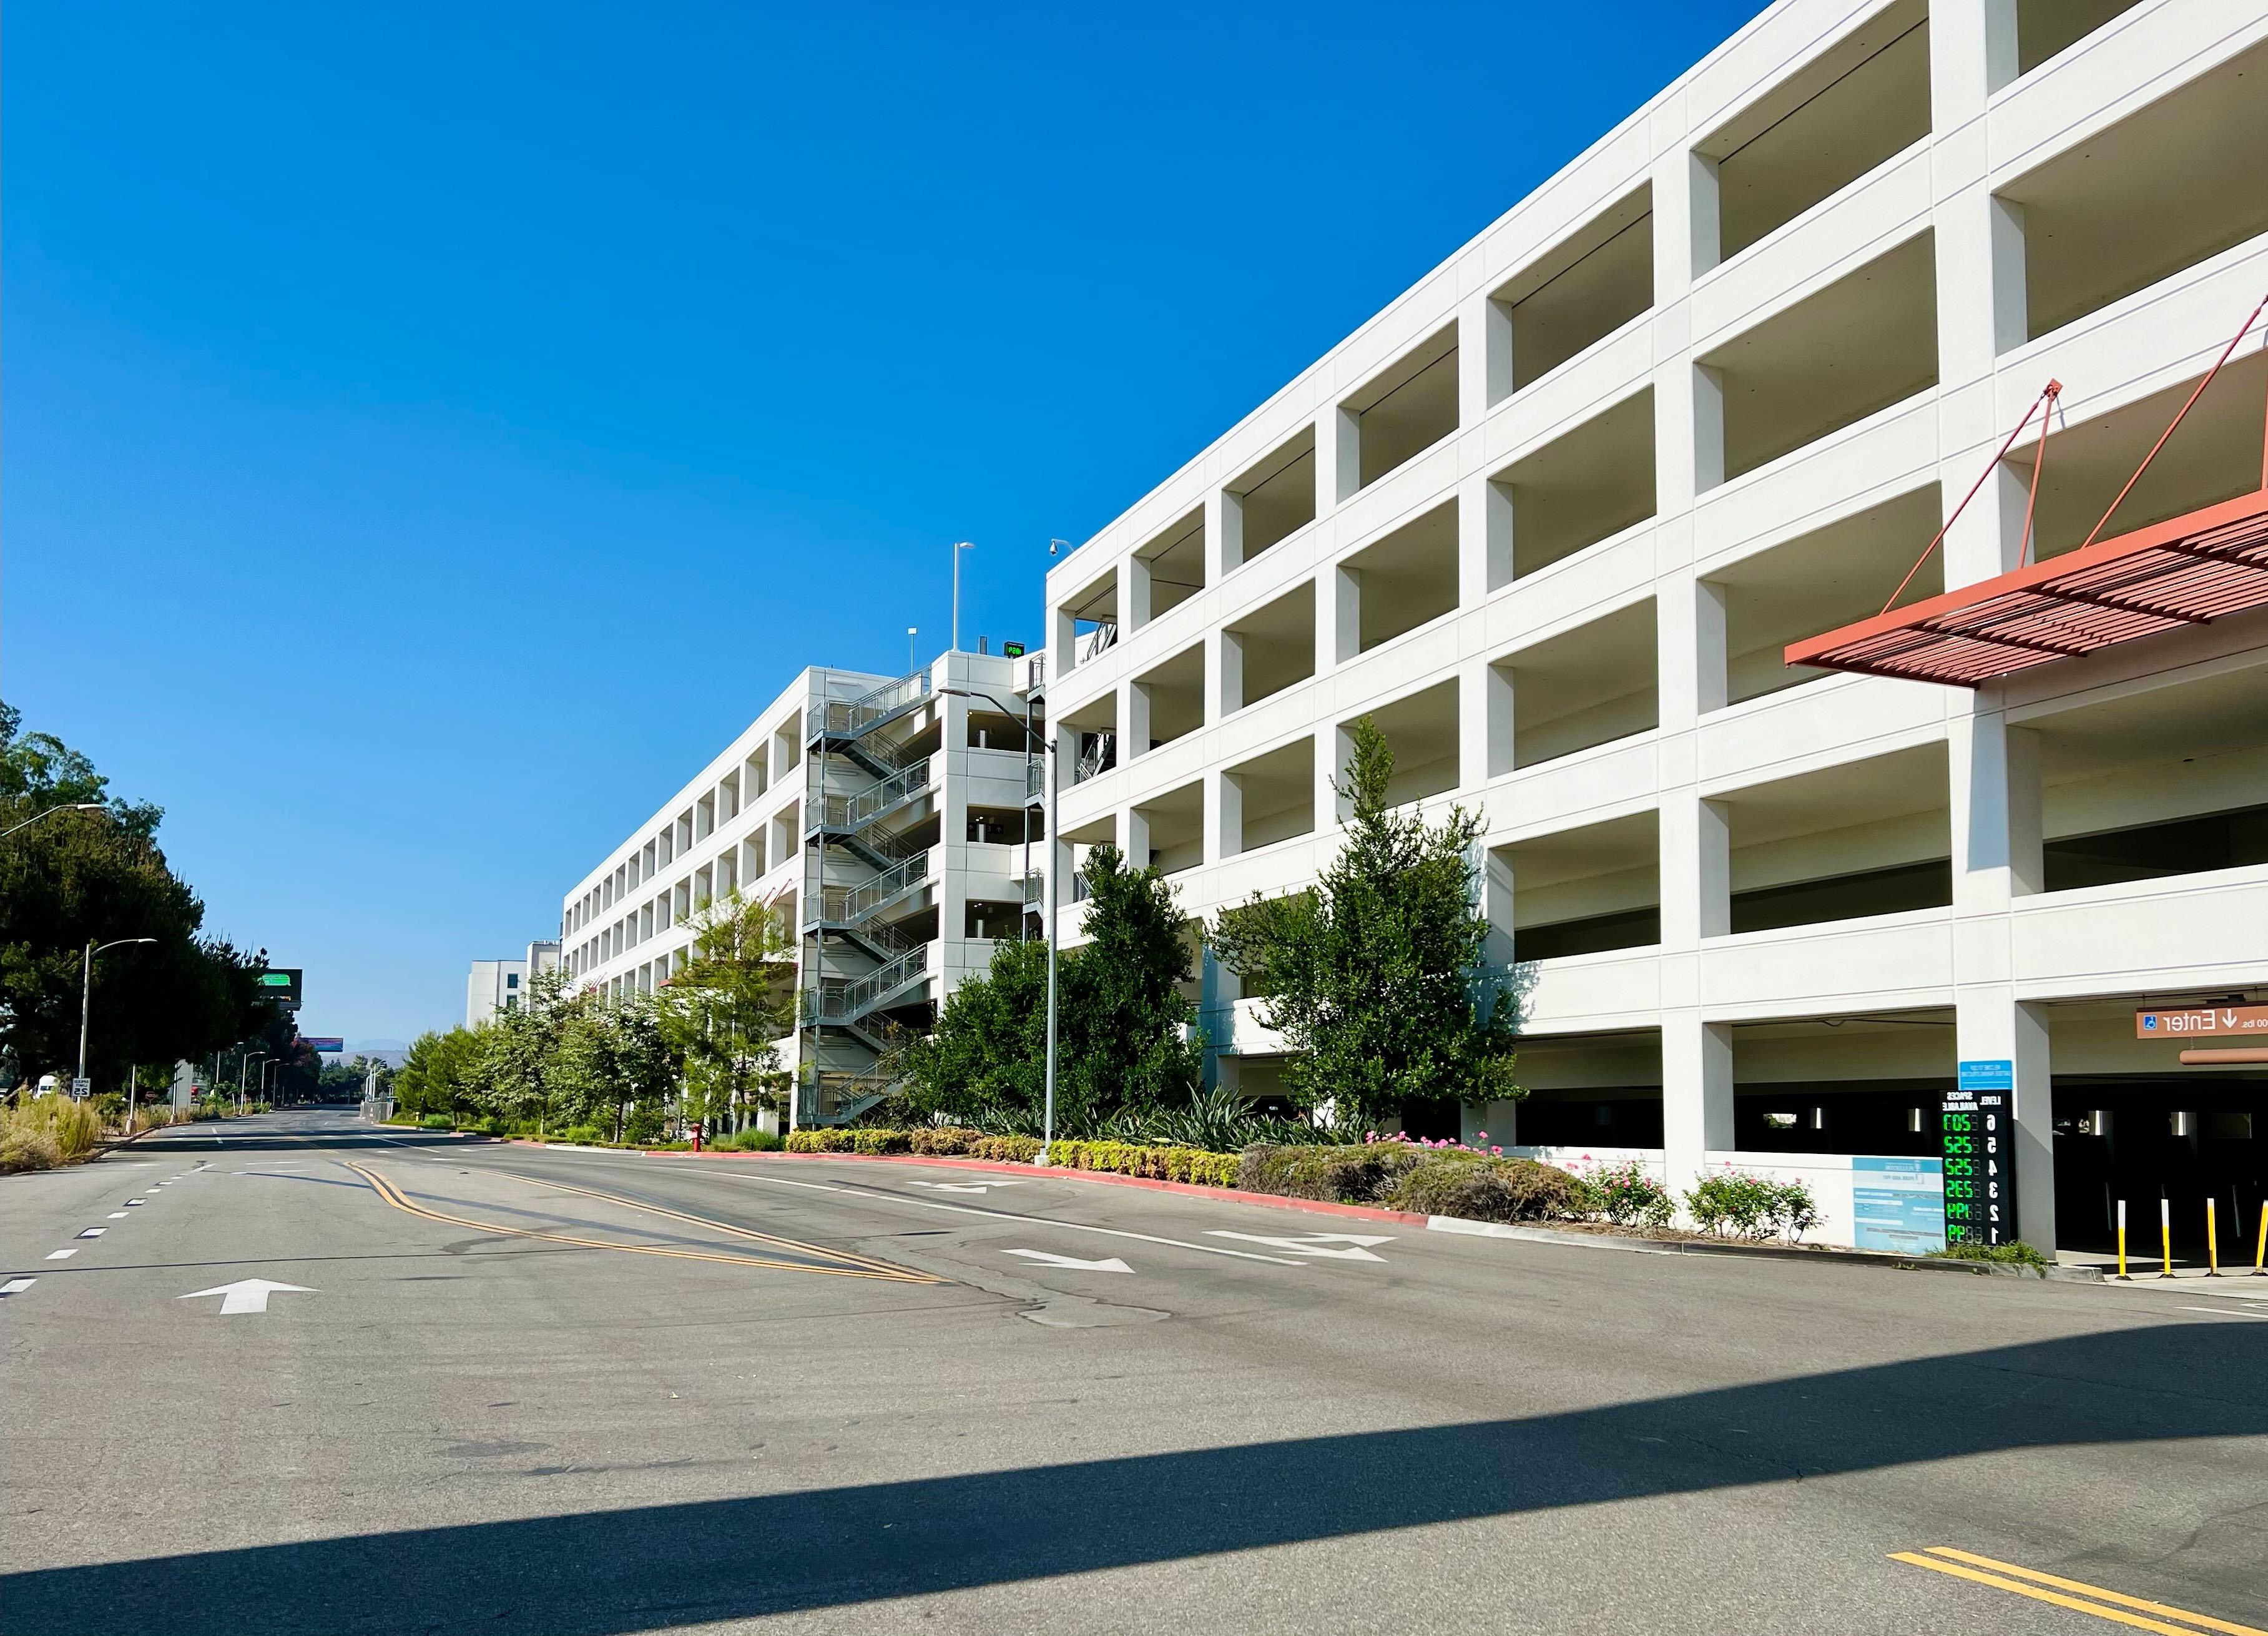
xmin=1686 ymin=1171 xmax=1819 ymax=1241
xmin=561 ymin=1124 xmax=607 ymax=1145
xmin=1124 ymin=1087 xmax=1359 ymax=1151
xmin=1046 ymin=1139 xmax=1240 ymax=1188
xmin=849 ymin=1128 xmax=911 ymax=1155
xmin=1239 ymin=1143 xmax=1423 ymax=1204
xmin=967 ymin=1134 xmax=1043 ymax=1163
xmin=1588 ymin=1160 xmax=1675 ymax=1230
xmin=908 ymin=1126 xmax=981 ymax=1155
xmin=1380 ymin=1153 xmax=1591 ymax=1223
xmin=711 ymin=1129 xmax=782 ymax=1152
xmin=421 ymin=1113 xmax=453 ymax=1131
xmin=1932 ymin=1239 xmax=2048 ymax=1271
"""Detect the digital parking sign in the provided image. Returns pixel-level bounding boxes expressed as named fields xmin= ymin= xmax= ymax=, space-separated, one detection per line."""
xmin=1942 ymin=1063 xmax=2018 ymax=1247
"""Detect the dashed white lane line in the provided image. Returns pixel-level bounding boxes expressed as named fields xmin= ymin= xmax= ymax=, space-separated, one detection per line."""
xmin=125 ymin=1198 xmax=147 ymax=1206
xmin=1 ymin=1278 xmax=36 ymax=1296
xmin=106 ymin=1212 xmax=129 ymax=1219
xmin=45 ymin=1249 xmax=77 ymax=1261
xmin=77 ymin=1228 xmax=107 ymax=1239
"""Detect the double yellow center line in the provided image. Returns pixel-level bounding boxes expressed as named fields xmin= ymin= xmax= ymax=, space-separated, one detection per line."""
xmin=348 ymin=1162 xmax=941 ymax=1284
xmin=1893 ymin=1547 xmax=2264 ymax=1636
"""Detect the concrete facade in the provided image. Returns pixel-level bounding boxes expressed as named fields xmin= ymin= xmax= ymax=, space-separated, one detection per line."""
xmin=559 ymin=651 xmax=1044 ymax=1129
xmin=1041 ymin=0 xmax=2268 ymax=1252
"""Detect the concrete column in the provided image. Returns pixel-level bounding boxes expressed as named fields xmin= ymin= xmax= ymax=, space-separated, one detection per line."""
xmin=1458 ymin=659 xmax=1493 ymax=795
xmin=1953 ymin=710 xmax=2045 ymax=912
xmin=1459 ymin=297 xmax=1495 ymax=428
xmin=1203 ymin=488 xmax=1232 ymax=584
xmin=1207 ymin=767 xmax=1242 ymax=863
xmin=1481 ymin=843 xmax=1516 ymax=970
xmin=1662 ymin=1013 xmax=1734 ymax=1201
xmin=1456 ymin=474 xmax=1491 ymax=613
xmin=1052 ymin=602 xmax=1077 ymax=676
xmin=1690 ymin=363 xmax=1726 ymax=494
xmin=1685 ymin=152 xmax=1721 ymax=278
xmin=1318 ymin=724 xmax=1351 ymax=830
xmin=1121 ymin=676 xmax=1148 ymax=762
xmin=1325 ymin=405 xmax=1361 ymax=506
xmin=1124 ymin=554 xmax=1153 ymax=632
xmin=1481 ymin=474 xmax=1514 ymax=592
xmin=1331 ymin=564 xmax=1362 ymax=664
xmin=1481 ymin=288 xmax=1514 ymax=405
xmin=1212 ymin=626 xmax=1243 ymax=719
xmin=1485 ymin=659 xmax=1515 ymax=779
xmin=1659 ymin=790 xmax=1730 ymax=947
xmin=1955 ymin=993 xmax=2056 ymax=1251
xmin=1123 ymin=802 xmax=1152 ymax=872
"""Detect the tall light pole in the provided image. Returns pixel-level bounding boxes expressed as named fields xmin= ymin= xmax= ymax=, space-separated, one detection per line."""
xmin=950 ymin=541 xmax=974 ymax=653
xmin=261 ymin=1059 xmax=281 ymax=1106
xmin=240 ymin=1053 xmax=268 ymax=1114
xmin=4 ymin=802 xmax=106 ymax=839
xmin=906 ymin=626 xmax=918 ymax=675
xmin=78 ymin=937 xmax=157 ymax=1090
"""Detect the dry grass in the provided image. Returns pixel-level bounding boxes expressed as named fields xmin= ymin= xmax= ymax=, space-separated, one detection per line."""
xmin=1 ymin=1096 xmax=107 ymax=1172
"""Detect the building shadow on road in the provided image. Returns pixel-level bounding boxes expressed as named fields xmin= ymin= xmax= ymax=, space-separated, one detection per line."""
xmin=7 ymin=1323 xmax=2261 ymax=1635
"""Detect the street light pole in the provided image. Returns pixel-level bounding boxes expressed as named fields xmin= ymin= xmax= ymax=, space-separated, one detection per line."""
xmin=240 ymin=1053 xmax=267 ymax=1115
xmin=1043 ymin=729 xmax=1059 ymax=1168
xmin=951 ymin=541 xmax=973 ymax=653
xmin=78 ymin=937 xmax=157 ymax=1089
xmin=2 ymin=801 xmax=106 ymax=839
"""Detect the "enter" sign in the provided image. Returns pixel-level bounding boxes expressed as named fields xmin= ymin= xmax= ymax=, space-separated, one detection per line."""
xmin=2136 ymin=1003 xmax=2268 ymax=1038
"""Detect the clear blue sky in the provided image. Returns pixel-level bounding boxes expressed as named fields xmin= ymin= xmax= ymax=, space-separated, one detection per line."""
xmin=5 ymin=1 xmax=1764 ymax=1045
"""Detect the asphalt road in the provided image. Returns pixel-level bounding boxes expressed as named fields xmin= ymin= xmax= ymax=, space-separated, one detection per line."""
xmin=2 ymin=1108 xmax=2262 ymax=1636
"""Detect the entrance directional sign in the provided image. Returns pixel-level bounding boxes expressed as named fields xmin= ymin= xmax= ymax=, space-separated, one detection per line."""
xmin=2136 ymin=1003 xmax=2268 ymax=1038
xmin=1943 ymin=1068 xmax=2018 ymax=1248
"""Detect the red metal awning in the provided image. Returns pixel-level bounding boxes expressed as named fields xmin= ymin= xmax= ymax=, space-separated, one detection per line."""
xmin=1782 ymin=488 xmax=2268 ymax=687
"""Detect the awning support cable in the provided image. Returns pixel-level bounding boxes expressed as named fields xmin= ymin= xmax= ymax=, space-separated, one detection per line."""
xmin=1879 ymin=380 xmax=2059 ymax=616
xmin=2015 ymin=380 xmax=2059 ymax=569
xmin=2078 ymin=288 xmax=2268 ymax=553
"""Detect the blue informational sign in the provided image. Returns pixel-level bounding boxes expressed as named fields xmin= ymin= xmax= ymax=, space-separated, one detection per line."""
xmin=1957 ymin=1058 xmax=2014 ymax=1091
xmin=1852 ymin=1155 xmax=1947 ymax=1254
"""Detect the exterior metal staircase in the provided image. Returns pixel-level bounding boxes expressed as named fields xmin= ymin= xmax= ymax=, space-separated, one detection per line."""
xmin=797 ymin=667 xmax=940 ymax=1126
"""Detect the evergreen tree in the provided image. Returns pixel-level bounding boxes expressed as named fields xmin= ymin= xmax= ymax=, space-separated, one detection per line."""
xmin=900 ymin=844 xmax=1202 ymax=1134
xmin=1210 ymin=718 xmax=1521 ymax=1132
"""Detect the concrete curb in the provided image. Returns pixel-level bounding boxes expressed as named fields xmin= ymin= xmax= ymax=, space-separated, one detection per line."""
xmin=627 ymin=1149 xmax=2103 ymax=1278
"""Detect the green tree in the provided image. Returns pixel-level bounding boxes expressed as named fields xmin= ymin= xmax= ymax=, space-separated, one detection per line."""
xmin=393 ymin=1027 xmax=486 ymax=1122
xmin=1210 ymin=718 xmax=1521 ymax=1133
xmin=901 ymin=844 xmax=1202 ymax=1134
xmin=0 ymin=702 xmax=276 ymax=1088
xmin=473 ymin=967 xmax=581 ymax=1131
xmin=657 ymin=891 xmax=796 ymax=1131
xmin=552 ymin=993 xmax=677 ymax=1141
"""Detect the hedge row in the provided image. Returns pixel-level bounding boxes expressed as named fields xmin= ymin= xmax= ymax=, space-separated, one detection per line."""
xmin=780 ymin=1126 xmax=1242 ymax=1183
xmin=1239 ymin=1143 xmax=1590 ymax=1224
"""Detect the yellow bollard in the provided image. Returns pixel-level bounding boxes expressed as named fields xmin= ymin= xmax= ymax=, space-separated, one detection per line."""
xmin=2254 ymin=1203 xmax=2267 ymax=1276
xmin=2206 ymin=1199 xmax=2221 ymax=1276
xmin=2159 ymin=1196 xmax=2176 ymax=1279
xmin=2114 ymin=1199 xmax=2129 ymax=1280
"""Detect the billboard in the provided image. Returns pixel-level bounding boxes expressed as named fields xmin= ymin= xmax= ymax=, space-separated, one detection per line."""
xmin=302 ymin=1037 xmax=346 ymax=1054
xmin=255 ymin=968 xmax=303 ymax=1011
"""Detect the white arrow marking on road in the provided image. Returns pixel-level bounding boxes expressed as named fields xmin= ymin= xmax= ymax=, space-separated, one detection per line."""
xmin=179 ymin=1279 xmax=318 ymax=1316
xmin=45 ymin=1248 xmax=77 ymax=1261
xmin=907 ymin=1180 xmax=1028 ymax=1195
xmin=1205 ymin=1231 xmax=1395 ymax=1261
xmin=1 ymin=1278 xmax=36 ymax=1296
xmin=1002 ymin=1248 xmax=1134 ymax=1273
xmin=77 ymin=1228 xmax=107 ymax=1239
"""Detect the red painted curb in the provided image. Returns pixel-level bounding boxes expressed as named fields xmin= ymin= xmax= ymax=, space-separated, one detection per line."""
xmin=639 ymin=1145 xmax=1430 ymax=1226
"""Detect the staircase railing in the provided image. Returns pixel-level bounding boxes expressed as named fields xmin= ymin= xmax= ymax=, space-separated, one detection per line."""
xmin=811 ymin=758 xmax=930 ymax=832
xmin=823 ymin=668 xmax=930 ymax=737
xmin=803 ymin=943 xmax=929 ymax=1023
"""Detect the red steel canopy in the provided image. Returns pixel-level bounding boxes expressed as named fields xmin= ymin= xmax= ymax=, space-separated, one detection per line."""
xmin=1783 ymin=486 xmax=2268 ymax=687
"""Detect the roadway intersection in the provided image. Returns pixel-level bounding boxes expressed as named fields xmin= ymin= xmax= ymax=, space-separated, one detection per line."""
xmin=2 ymin=1109 xmax=2262 ymax=1635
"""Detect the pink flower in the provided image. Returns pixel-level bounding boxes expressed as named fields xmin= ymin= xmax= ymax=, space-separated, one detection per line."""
xmin=1491 ymin=1146 xmax=1502 ymax=1155
xmin=1475 ymin=1131 xmax=1488 ymax=1141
